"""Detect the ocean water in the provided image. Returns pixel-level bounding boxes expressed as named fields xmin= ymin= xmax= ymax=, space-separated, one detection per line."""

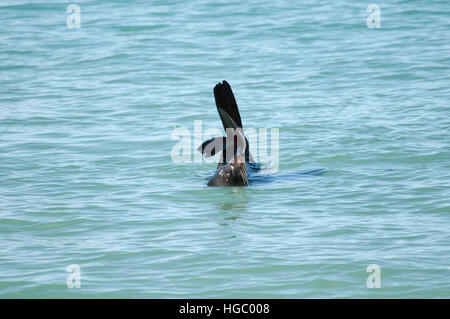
xmin=0 ymin=0 xmax=449 ymax=298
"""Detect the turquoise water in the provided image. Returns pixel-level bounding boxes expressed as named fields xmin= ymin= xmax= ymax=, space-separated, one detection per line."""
xmin=1 ymin=0 xmax=449 ymax=298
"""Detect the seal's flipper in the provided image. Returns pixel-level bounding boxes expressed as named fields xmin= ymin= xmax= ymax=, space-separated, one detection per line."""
xmin=197 ymin=136 xmax=226 ymax=158
xmin=214 ymin=81 xmax=243 ymax=130
xmin=218 ymin=108 xmax=247 ymax=164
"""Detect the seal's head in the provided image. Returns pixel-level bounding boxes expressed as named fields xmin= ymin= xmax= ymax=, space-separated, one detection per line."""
xmin=207 ymin=162 xmax=248 ymax=187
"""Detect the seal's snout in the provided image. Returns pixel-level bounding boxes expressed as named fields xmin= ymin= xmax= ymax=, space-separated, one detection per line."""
xmin=207 ymin=162 xmax=248 ymax=187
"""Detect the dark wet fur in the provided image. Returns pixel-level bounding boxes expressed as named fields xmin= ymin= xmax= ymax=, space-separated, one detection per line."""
xmin=205 ymin=81 xmax=258 ymax=186
xmin=207 ymin=163 xmax=248 ymax=186
xmin=200 ymin=81 xmax=323 ymax=186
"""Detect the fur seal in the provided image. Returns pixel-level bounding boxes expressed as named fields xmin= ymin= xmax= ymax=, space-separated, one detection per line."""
xmin=197 ymin=81 xmax=260 ymax=186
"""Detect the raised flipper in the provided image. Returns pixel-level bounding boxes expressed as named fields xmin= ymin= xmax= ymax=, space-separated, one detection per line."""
xmin=197 ymin=136 xmax=226 ymax=157
xmin=214 ymin=81 xmax=243 ymax=130
xmin=217 ymin=107 xmax=247 ymax=164
xmin=197 ymin=108 xmax=246 ymax=164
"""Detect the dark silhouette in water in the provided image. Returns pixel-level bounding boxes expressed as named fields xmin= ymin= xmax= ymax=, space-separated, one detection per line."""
xmin=197 ymin=81 xmax=260 ymax=186
xmin=249 ymin=168 xmax=326 ymax=186
xmin=198 ymin=81 xmax=325 ymax=186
